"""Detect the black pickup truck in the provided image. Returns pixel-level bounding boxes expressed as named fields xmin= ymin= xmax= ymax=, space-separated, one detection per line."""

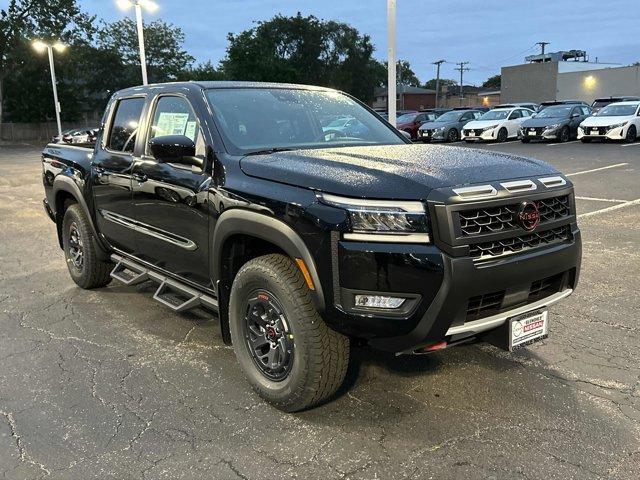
xmin=42 ymin=81 xmax=581 ymax=411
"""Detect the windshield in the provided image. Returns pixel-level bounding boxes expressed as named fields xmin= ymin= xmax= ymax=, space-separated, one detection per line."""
xmin=480 ymin=110 xmax=510 ymax=121
xmin=205 ymin=88 xmax=404 ymax=154
xmin=535 ymin=106 xmax=573 ymax=118
xmin=435 ymin=111 xmax=462 ymax=122
xmin=597 ymin=104 xmax=638 ymax=117
xmin=396 ymin=113 xmax=418 ymax=123
xmin=592 ymin=100 xmax=613 ymax=110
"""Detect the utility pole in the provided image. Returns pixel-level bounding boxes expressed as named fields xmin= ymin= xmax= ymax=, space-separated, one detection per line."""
xmin=432 ymin=59 xmax=445 ymax=108
xmin=536 ymin=41 xmax=550 ymax=60
xmin=455 ymin=62 xmax=470 ymax=107
xmin=387 ymin=0 xmax=397 ymax=126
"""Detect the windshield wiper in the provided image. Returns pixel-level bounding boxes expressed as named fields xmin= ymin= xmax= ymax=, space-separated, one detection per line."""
xmin=244 ymin=147 xmax=296 ymax=156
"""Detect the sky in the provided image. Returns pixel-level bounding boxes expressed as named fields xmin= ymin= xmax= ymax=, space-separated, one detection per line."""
xmin=81 ymin=0 xmax=640 ymax=85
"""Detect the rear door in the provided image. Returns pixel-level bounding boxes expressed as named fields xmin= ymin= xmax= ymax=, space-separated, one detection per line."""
xmin=92 ymin=95 xmax=146 ymax=253
xmin=129 ymin=93 xmax=211 ymax=287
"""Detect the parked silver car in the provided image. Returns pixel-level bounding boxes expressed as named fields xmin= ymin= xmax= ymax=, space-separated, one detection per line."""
xmin=418 ymin=109 xmax=484 ymax=142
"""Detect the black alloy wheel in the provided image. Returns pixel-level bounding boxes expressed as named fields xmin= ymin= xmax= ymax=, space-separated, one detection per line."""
xmin=67 ymin=221 xmax=84 ymax=271
xmin=559 ymin=126 xmax=570 ymax=143
xmin=497 ymin=128 xmax=508 ymax=143
xmin=447 ymin=128 xmax=458 ymax=142
xmin=243 ymin=290 xmax=294 ymax=381
xmin=626 ymin=126 xmax=637 ymax=143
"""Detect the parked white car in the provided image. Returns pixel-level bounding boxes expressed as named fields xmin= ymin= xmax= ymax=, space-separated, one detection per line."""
xmin=462 ymin=107 xmax=534 ymax=142
xmin=578 ymin=101 xmax=640 ymax=143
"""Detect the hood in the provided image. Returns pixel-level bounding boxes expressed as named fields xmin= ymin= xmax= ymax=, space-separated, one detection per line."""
xmin=419 ymin=120 xmax=456 ymax=130
xmin=240 ymin=144 xmax=556 ymax=200
xmin=464 ymin=119 xmax=504 ymax=129
xmin=581 ymin=115 xmax=631 ymax=127
xmin=522 ymin=117 xmax=569 ymax=128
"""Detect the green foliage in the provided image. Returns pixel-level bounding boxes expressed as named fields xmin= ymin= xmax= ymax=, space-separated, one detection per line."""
xmin=482 ymin=74 xmax=501 ymax=89
xmin=221 ymin=13 xmax=382 ymax=102
xmin=423 ymin=78 xmax=456 ymax=90
xmin=177 ymin=61 xmax=225 ymax=82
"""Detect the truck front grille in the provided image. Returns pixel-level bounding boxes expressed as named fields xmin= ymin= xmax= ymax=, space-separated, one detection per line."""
xmin=469 ymin=225 xmax=571 ymax=259
xmin=459 ymin=195 xmax=570 ymax=237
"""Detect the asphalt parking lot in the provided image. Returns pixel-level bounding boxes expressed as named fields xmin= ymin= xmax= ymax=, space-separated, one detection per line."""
xmin=0 ymin=140 xmax=638 ymax=479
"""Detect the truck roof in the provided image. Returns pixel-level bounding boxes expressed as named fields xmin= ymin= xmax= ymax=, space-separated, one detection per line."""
xmin=115 ymin=81 xmax=335 ymax=97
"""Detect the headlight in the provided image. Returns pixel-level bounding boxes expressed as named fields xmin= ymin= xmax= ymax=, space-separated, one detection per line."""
xmin=545 ymin=123 xmax=561 ymax=131
xmin=607 ymin=122 xmax=628 ymax=131
xmin=482 ymin=125 xmax=498 ymax=132
xmin=435 ymin=126 xmax=446 ymax=132
xmin=318 ymin=193 xmax=430 ymax=243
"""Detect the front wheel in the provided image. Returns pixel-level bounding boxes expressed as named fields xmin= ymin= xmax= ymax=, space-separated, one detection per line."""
xmin=559 ymin=126 xmax=570 ymax=143
xmin=497 ymin=128 xmax=508 ymax=143
xmin=446 ymin=128 xmax=458 ymax=143
xmin=229 ymin=254 xmax=349 ymax=412
xmin=625 ymin=125 xmax=637 ymax=143
xmin=62 ymin=204 xmax=112 ymax=289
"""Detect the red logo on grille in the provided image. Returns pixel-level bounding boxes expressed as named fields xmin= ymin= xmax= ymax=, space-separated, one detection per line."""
xmin=517 ymin=202 xmax=540 ymax=231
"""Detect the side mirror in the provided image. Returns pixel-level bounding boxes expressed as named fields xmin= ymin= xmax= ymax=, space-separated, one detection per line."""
xmin=148 ymin=135 xmax=200 ymax=167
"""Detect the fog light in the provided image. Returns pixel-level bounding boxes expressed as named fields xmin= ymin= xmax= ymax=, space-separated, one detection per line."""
xmin=354 ymin=295 xmax=405 ymax=309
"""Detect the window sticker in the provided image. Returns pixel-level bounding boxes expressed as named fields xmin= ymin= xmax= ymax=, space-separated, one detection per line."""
xmin=155 ymin=112 xmax=189 ymax=136
xmin=184 ymin=121 xmax=197 ymax=141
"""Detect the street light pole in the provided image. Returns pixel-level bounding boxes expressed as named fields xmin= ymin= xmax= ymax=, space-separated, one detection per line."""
xmin=117 ymin=0 xmax=159 ymax=86
xmin=432 ymin=59 xmax=445 ymax=108
xmin=33 ymin=40 xmax=66 ymax=137
xmin=134 ymin=2 xmax=148 ymax=85
xmin=387 ymin=0 xmax=397 ymax=127
xmin=46 ymin=46 xmax=62 ymax=137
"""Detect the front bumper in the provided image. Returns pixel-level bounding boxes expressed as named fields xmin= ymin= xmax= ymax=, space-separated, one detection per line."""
xmin=462 ymin=129 xmax=496 ymax=141
xmin=520 ymin=128 xmax=559 ymax=141
xmin=368 ymin=231 xmax=580 ymax=352
xmin=419 ymin=129 xmax=446 ymax=141
xmin=578 ymin=126 xmax=626 ymax=140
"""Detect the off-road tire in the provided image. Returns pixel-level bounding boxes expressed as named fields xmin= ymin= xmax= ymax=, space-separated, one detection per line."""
xmin=62 ymin=204 xmax=112 ymax=289
xmin=229 ymin=254 xmax=349 ymax=412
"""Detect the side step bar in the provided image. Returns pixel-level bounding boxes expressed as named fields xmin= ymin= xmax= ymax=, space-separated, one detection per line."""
xmin=110 ymin=254 xmax=218 ymax=313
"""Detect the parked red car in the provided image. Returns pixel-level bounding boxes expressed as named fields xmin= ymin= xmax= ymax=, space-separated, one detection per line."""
xmin=396 ymin=112 xmax=433 ymax=140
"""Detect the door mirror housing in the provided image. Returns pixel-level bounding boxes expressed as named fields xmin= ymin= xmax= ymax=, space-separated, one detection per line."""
xmin=148 ymin=135 xmax=200 ymax=167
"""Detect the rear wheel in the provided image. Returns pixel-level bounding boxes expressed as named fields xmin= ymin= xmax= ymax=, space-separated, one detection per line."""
xmin=62 ymin=204 xmax=112 ymax=289
xmin=497 ymin=128 xmax=508 ymax=143
xmin=229 ymin=254 xmax=349 ymax=412
xmin=625 ymin=125 xmax=637 ymax=143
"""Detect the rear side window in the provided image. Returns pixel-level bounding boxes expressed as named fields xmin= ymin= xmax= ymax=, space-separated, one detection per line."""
xmin=107 ymin=97 xmax=145 ymax=153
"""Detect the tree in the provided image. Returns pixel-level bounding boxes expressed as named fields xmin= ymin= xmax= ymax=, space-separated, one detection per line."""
xmin=423 ymin=78 xmax=456 ymax=90
xmin=482 ymin=74 xmax=501 ymax=89
xmin=177 ymin=61 xmax=225 ymax=82
xmin=97 ymin=18 xmax=194 ymax=86
xmin=221 ymin=13 xmax=382 ymax=102
xmin=0 ymin=0 xmax=93 ymax=122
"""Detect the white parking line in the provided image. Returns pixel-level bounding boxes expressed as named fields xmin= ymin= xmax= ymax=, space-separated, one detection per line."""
xmin=578 ymin=198 xmax=640 ymax=219
xmin=547 ymin=140 xmax=579 ymax=147
xmin=566 ymin=163 xmax=628 ymax=176
xmin=575 ymin=196 xmax=627 ymax=203
xmin=622 ymin=143 xmax=640 ymax=147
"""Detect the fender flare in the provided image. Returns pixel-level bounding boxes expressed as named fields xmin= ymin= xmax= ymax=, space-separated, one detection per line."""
xmin=212 ymin=209 xmax=325 ymax=312
xmin=52 ymin=175 xmax=110 ymax=259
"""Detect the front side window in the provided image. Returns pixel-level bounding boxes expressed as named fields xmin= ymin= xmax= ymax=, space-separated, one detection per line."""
xmin=107 ymin=97 xmax=145 ymax=153
xmin=147 ymin=96 xmax=204 ymax=157
xmin=205 ymin=88 xmax=404 ymax=154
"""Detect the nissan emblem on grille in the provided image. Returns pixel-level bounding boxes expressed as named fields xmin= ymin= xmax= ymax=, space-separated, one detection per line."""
xmin=517 ymin=202 xmax=540 ymax=231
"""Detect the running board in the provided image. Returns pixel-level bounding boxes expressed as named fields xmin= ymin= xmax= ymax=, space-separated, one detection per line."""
xmin=110 ymin=254 xmax=218 ymax=313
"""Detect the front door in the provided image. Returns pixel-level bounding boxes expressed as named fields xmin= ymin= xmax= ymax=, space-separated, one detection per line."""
xmin=92 ymin=95 xmax=146 ymax=253
xmin=129 ymin=94 xmax=211 ymax=288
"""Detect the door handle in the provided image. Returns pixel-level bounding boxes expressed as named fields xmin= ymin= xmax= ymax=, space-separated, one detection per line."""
xmin=132 ymin=172 xmax=148 ymax=183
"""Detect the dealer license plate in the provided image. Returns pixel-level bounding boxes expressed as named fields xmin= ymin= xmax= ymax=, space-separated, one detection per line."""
xmin=508 ymin=309 xmax=548 ymax=350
